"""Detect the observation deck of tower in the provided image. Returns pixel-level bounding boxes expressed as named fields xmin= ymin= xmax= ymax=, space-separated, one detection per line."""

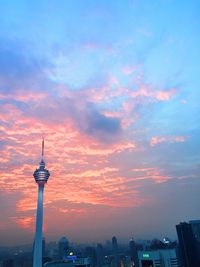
xmin=33 ymin=140 xmax=50 ymax=267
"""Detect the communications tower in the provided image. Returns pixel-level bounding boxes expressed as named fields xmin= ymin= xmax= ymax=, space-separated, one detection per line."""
xmin=33 ymin=140 xmax=50 ymax=267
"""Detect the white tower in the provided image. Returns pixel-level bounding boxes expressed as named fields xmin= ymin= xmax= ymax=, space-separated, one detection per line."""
xmin=33 ymin=140 xmax=50 ymax=267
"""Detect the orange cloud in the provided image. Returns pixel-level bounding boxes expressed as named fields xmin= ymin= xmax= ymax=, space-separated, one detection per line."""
xmin=0 ymin=101 xmax=141 ymax=220
xmin=14 ymin=216 xmax=35 ymax=231
xmin=155 ymin=89 xmax=176 ymax=101
xmin=174 ymin=136 xmax=186 ymax=142
xmin=0 ymin=79 xmax=183 ymax=235
xmin=16 ymin=197 xmax=37 ymax=212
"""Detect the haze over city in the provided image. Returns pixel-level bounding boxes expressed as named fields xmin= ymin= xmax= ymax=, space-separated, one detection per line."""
xmin=0 ymin=0 xmax=200 ymax=246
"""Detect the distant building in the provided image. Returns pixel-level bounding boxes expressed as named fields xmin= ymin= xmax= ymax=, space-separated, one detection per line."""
xmin=45 ymin=262 xmax=74 ymax=267
xmin=129 ymin=239 xmax=139 ymax=267
xmin=44 ymin=257 xmax=91 ymax=267
xmin=2 ymin=259 xmax=14 ymax=267
xmin=58 ymin=237 xmax=69 ymax=260
xmin=138 ymin=249 xmax=178 ymax=267
xmin=176 ymin=222 xmax=199 ymax=267
xmin=119 ymin=255 xmax=131 ymax=267
xmin=96 ymin=243 xmax=104 ymax=267
xmin=43 ymin=237 xmax=46 ymax=257
xmin=112 ymin=236 xmax=120 ymax=267
xmin=85 ymin=246 xmax=96 ymax=267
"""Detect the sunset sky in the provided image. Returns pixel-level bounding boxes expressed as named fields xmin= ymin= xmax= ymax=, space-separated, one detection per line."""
xmin=0 ymin=0 xmax=200 ymax=246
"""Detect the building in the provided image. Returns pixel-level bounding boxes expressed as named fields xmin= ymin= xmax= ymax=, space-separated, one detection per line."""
xmin=189 ymin=220 xmax=200 ymax=241
xmin=44 ymin=257 xmax=91 ymax=267
xmin=119 ymin=255 xmax=132 ymax=267
xmin=85 ymin=246 xmax=96 ymax=267
xmin=96 ymin=243 xmax=104 ymax=267
xmin=112 ymin=237 xmax=120 ymax=267
xmin=189 ymin=220 xmax=200 ymax=263
xmin=138 ymin=249 xmax=178 ymax=267
xmin=129 ymin=239 xmax=139 ymax=267
xmin=176 ymin=222 xmax=199 ymax=267
xmin=2 ymin=259 xmax=14 ymax=267
xmin=58 ymin=237 xmax=69 ymax=260
xmin=43 ymin=237 xmax=46 ymax=257
xmin=33 ymin=140 xmax=50 ymax=267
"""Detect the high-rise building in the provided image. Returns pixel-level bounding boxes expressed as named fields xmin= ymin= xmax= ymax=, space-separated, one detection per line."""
xmin=33 ymin=140 xmax=50 ymax=267
xmin=138 ymin=249 xmax=178 ymax=267
xmin=58 ymin=237 xmax=69 ymax=260
xmin=43 ymin=237 xmax=46 ymax=257
xmin=189 ymin=220 xmax=200 ymax=263
xmin=2 ymin=259 xmax=14 ymax=267
xmin=176 ymin=222 xmax=198 ymax=267
xmin=129 ymin=239 xmax=139 ymax=267
xmin=112 ymin=236 xmax=120 ymax=267
xmin=85 ymin=246 xmax=96 ymax=267
xmin=96 ymin=243 xmax=104 ymax=267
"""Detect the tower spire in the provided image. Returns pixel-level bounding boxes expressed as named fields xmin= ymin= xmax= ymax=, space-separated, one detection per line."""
xmin=42 ymin=138 xmax=44 ymax=160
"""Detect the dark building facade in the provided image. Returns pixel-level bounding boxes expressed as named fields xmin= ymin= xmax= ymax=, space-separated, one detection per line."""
xmin=58 ymin=237 xmax=69 ymax=260
xmin=129 ymin=239 xmax=139 ymax=267
xmin=96 ymin=243 xmax=104 ymax=267
xmin=112 ymin=236 xmax=120 ymax=267
xmin=176 ymin=222 xmax=198 ymax=267
xmin=189 ymin=220 xmax=200 ymax=264
xmin=2 ymin=259 xmax=14 ymax=267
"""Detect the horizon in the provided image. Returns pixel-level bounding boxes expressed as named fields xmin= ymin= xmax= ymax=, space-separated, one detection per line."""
xmin=0 ymin=234 xmax=178 ymax=249
xmin=0 ymin=0 xmax=200 ymax=246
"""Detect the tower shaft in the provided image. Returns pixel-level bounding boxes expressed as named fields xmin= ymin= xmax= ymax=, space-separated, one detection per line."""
xmin=33 ymin=185 xmax=44 ymax=267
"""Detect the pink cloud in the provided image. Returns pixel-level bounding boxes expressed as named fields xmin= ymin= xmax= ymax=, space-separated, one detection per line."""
xmin=0 ymin=101 xmax=141 ymax=220
xmin=155 ymin=89 xmax=176 ymax=101
xmin=174 ymin=136 xmax=186 ymax=142
xmin=130 ymin=167 xmax=170 ymax=184
xmin=58 ymin=208 xmax=86 ymax=214
xmin=150 ymin=136 xmax=187 ymax=146
xmin=0 ymin=77 xmax=185 ymax=235
xmin=0 ymin=91 xmax=47 ymax=102
xmin=130 ymin=85 xmax=177 ymax=102
xmin=122 ymin=65 xmax=140 ymax=75
xmin=14 ymin=216 xmax=35 ymax=231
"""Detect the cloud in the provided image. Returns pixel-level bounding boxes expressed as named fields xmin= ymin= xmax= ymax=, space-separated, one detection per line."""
xmin=0 ymin=91 xmax=47 ymax=102
xmin=155 ymin=89 xmax=176 ymax=101
xmin=0 ymin=22 xmax=198 ymax=245
xmin=83 ymin=106 xmax=122 ymax=142
xmin=130 ymin=85 xmax=177 ymax=102
xmin=150 ymin=136 xmax=187 ymax=146
xmin=122 ymin=65 xmax=139 ymax=75
xmin=27 ymin=95 xmax=122 ymax=142
xmin=0 ymin=38 xmax=52 ymax=101
xmin=14 ymin=216 xmax=35 ymax=231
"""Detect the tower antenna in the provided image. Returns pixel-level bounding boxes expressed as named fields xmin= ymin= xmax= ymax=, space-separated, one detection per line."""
xmin=42 ymin=138 xmax=44 ymax=160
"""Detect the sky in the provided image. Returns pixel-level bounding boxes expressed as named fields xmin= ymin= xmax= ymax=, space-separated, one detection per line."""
xmin=0 ymin=0 xmax=200 ymax=246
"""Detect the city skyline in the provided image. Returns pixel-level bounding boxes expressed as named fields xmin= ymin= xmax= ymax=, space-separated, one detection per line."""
xmin=0 ymin=0 xmax=200 ymax=246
